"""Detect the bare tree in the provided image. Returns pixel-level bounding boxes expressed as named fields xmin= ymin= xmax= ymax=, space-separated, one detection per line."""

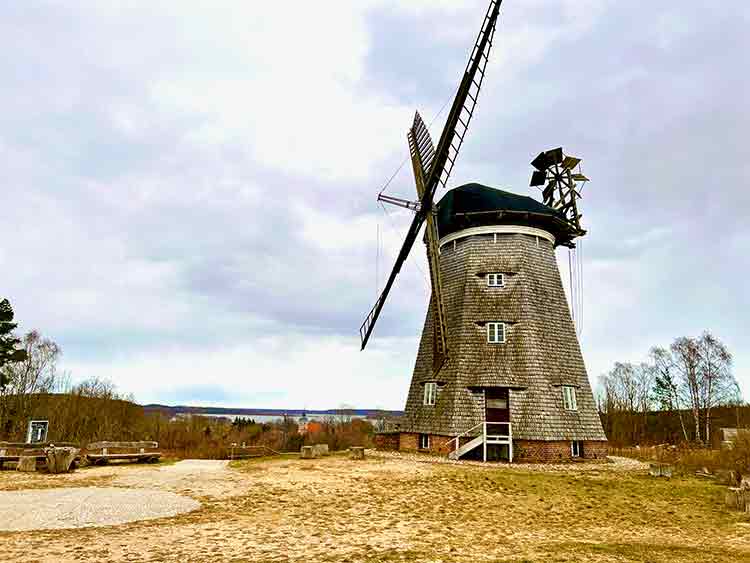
xmin=0 ymin=331 xmax=61 ymax=438
xmin=651 ymin=346 xmax=689 ymax=441
xmin=599 ymin=362 xmax=654 ymax=444
xmin=670 ymin=337 xmax=703 ymax=442
xmin=697 ymin=331 xmax=734 ymax=444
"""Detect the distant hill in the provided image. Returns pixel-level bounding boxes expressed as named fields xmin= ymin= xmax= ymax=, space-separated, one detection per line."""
xmin=142 ymin=404 xmax=404 ymax=419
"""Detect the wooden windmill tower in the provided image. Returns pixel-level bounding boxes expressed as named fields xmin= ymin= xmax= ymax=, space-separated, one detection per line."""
xmin=362 ymin=0 xmax=607 ymax=463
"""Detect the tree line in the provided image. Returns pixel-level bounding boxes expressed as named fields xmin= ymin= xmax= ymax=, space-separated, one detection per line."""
xmin=598 ymin=330 xmax=742 ymax=446
xmin=0 ymin=297 xmax=374 ymax=453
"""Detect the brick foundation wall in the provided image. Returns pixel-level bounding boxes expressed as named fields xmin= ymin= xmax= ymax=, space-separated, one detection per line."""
xmin=581 ymin=440 xmax=608 ymax=460
xmin=374 ymin=432 xmax=400 ymax=451
xmin=398 ymin=433 xmax=607 ymax=463
xmin=514 ymin=440 xmax=608 ymax=463
xmin=399 ymin=433 xmax=454 ymax=455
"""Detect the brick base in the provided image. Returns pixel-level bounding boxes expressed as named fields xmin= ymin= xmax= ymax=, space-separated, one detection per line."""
xmin=374 ymin=432 xmax=400 ymax=451
xmin=396 ymin=433 xmax=607 ymax=463
xmin=514 ymin=440 xmax=608 ymax=463
xmin=399 ymin=433 xmax=454 ymax=455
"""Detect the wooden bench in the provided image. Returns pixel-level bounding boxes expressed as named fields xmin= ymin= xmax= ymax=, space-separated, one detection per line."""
xmin=85 ymin=441 xmax=161 ymax=465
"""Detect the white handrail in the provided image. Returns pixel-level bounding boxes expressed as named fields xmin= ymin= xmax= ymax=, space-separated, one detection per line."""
xmin=449 ymin=421 xmax=514 ymax=463
xmin=448 ymin=421 xmax=485 ymax=452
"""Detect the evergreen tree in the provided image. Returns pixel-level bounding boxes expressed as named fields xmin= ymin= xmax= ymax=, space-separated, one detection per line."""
xmin=0 ymin=298 xmax=27 ymax=387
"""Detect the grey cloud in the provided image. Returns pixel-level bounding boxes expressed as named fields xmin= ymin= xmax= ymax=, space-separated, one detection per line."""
xmin=2 ymin=1 xmax=748 ymax=404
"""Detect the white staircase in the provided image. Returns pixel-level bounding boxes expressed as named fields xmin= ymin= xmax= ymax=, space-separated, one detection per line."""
xmin=450 ymin=434 xmax=485 ymax=459
xmin=447 ymin=422 xmax=513 ymax=462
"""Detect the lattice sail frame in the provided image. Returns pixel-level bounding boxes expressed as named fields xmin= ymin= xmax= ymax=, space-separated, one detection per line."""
xmin=408 ymin=115 xmax=448 ymax=373
xmin=359 ymin=0 xmax=504 ymax=352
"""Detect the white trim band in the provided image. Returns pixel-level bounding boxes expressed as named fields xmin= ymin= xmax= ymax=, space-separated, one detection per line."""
xmin=439 ymin=225 xmax=555 ymax=248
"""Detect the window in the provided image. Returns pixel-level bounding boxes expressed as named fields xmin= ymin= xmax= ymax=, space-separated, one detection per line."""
xmin=487 ymin=322 xmax=506 ymax=344
xmin=571 ymin=441 xmax=583 ymax=458
xmin=487 ymin=273 xmax=505 ymax=287
xmin=423 ymin=382 xmax=437 ymax=406
xmin=486 ymin=396 xmax=508 ymax=409
xmin=419 ymin=434 xmax=430 ymax=450
xmin=562 ymin=386 xmax=578 ymax=411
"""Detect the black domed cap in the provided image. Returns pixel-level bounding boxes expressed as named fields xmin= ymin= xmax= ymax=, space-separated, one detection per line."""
xmin=436 ymin=183 xmax=582 ymax=247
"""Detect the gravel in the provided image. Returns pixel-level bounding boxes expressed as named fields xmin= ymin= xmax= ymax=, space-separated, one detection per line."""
xmin=0 ymin=487 xmax=200 ymax=531
xmin=368 ymin=450 xmax=649 ymax=472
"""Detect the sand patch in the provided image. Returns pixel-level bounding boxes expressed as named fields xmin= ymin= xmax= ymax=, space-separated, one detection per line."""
xmin=0 ymin=487 xmax=200 ymax=531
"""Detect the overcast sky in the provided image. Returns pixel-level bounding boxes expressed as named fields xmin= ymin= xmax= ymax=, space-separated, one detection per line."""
xmin=2 ymin=1 xmax=748 ymax=409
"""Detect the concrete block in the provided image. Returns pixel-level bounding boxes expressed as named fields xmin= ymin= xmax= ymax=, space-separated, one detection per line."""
xmin=44 ymin=447 xmax=79 ymax=474
xmin=649 ymin=463 xmax=673 ymax=478
xmin=312 ymin=444 xmax=329 ymax=457
xmin=17 ymin=456 xmax=37 ymax=472
xmin=301 ymin=446 xmax=316 ymax=459
xmin=726 ymin=487 xmax=749 ymax=511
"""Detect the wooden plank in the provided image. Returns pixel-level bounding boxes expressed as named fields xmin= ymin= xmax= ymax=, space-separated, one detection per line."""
xmin=87 ymin=453 xmax=161 ymax=460
xmin=86 ymin=441 xmax=158 ymax=450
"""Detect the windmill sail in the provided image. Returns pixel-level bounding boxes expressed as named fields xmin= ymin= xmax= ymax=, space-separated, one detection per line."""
xmin=427 ymin=0 xmax=501 ymax=197
xmin=408 ymin=123 xmax=448 ymax=373
xmin=410 ymin=112 xmax=436 ymax=178
xmin=359 ymin=0 xmax=504 ymax=351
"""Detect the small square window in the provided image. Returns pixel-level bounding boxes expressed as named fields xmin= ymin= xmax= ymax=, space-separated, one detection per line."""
xmin=487 ymin=322 xmax=506 ymax=344
xmin=487 ymin=273 xmax=505 ymax=287
xmin=419 ymin=434 xmax=430 ymax=450
xmin=423 ymin=382 xmax=437 ymax=406
xmin=562 ymin=386 xmax=578 ymax=411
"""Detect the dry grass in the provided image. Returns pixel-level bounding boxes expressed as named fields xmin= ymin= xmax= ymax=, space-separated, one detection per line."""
xmin=611 ymin=438 xmax=750 ymax=478
xmin=1 ymin=455 xmax=749 ymax=562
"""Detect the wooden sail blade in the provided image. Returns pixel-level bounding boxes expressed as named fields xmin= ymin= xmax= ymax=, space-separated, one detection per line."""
xmin=359 ymin=210 xmax=427 ymax=350
xmin=360 ymin=0 xmax=504 ymax=350
xmin=409 ymin=128 xmax=448 ymax=372
xmin=411 ymin=112 xmax=436 ymax=178
xmin=422 ymin=0 xmax=504 ymax=203
xmin=424 ymin=212 xmax=448 ymax=373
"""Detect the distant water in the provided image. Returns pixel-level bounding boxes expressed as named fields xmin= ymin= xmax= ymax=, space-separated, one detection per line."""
xmin=183 ymin=413 xmax=370 ymax=423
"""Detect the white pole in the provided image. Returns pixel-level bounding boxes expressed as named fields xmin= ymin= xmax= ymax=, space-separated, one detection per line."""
xmin=483 ymin=423 xmax=487 ymax=462
xmin=509 ymin=424 xmax=513 ymax=463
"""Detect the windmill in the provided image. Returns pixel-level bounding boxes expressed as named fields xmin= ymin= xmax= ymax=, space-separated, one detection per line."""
xmin=365 ymin=1 xmax=608 ymax=463
xmin=360 ymin=0 xmax=504 ymax=374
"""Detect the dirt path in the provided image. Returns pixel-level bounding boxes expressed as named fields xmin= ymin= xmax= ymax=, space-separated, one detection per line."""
xmin=0 ymin=460 xmax=236 ymax=532
xmin=0 ymin=455 xmax=748 ymax=562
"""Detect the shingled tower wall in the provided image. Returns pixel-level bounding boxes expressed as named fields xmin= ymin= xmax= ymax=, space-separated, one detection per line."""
xmin=398 ymin=184 xmax=607 ymax=462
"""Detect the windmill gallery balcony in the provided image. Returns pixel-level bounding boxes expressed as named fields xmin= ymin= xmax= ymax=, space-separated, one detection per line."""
xmin=448 ymin=422 xmax=513 ymax=462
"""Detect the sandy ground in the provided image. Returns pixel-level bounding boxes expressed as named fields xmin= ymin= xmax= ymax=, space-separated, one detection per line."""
xmin=0 ymin=487 xmax=200 ymax=531
xmin=0 ymin=454 xmax=748 ymax=563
